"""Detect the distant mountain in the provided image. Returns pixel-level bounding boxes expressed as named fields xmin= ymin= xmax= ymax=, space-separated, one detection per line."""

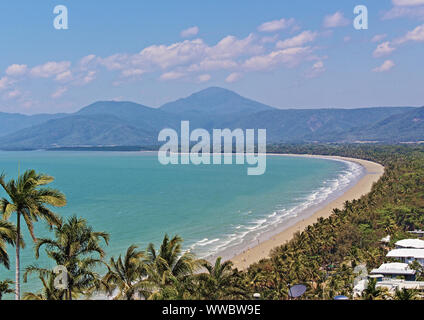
xmin=347 ymin=106 xmax=424 ymax=142
xmin=161 ymin=87 xmax=273 ymax=116
xmin=0 ymin=87 xmax=421 ymax=149
xmin=76 ymin=101 xmax=181 ymax=132
xmin=0 ymin=112 xmax=67 ymax=137
xmin=219 ymin=107 xmax=416 ymax=142
xmin=0 ymin=114 xmax=155 ymax=149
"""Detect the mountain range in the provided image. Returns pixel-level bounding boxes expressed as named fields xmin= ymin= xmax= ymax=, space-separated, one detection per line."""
xmin=0 ymin=87 xmax=422 ymax=150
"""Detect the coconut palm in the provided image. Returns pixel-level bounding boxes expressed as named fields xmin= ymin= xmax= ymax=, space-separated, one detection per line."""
xmin=142 ymin=234 xmax=201 ymax=298
xmin=197 ymin=257 xmax=246 ymax=299
xmin=33 ymin=215 xmax=109 ymax=300
xmin=0 ymin=220 xmax=22 ymax=269
xmin=23 ymin=267 xmax=66 ymax=300
xmin=102 ymin=245 xmax=145 ymax=300
xmin=362 ymin=278 xmax=383 ymax=300
xmin=147 ymin=273 xmax=195 ymax=300
xmin=0 ymin=169 xmax=66 ymax=300
xmin=0 ymin=279 xmax=14 ymax=300
xmin=394 ymin=288 xmax=417 ymax=300
xmin=145 ymin=234 xmax=200 ymax=279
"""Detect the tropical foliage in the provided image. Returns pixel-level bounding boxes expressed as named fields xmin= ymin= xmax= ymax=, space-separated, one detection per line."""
xmin=26 ymin=215 xmax=109 ymax=300
xmin=1 ymin=144 xmax=424 ymax=300
xmin=0 ymin=169 xmax=66 ymax=299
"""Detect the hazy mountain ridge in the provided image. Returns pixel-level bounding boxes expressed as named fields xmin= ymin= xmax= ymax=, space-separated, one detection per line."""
xmin=0 ymin=87 xmax=422 ymax=149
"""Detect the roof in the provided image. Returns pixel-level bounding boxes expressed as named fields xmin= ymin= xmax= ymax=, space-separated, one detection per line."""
xmin=371 ymin=263 xmax=416 ymax=276
xmin=395 ymin=239 xmax=424 ymax=249
xmin=377 ymin=280 xmax=424 ymax=291
xmin=387 ymin=248 xmax=424 ymax=259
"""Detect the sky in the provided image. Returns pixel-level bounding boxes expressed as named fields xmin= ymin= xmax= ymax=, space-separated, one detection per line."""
xmin=0 ymin=0 xmax=423 ymax=114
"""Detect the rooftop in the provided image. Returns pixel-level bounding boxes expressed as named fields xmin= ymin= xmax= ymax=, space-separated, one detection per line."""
xmin=395 ymin=239 xmax=424 ymax=249
xmin=387 ymin=248 xmax=424 ymax=259
xmin=371 ymin=263 xmax=416 ymax=276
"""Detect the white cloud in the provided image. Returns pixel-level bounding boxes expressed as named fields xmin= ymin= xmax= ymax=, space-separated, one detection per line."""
xmin=243 ymin=46 xmax=314 ymax=71
xmin=79 ymin=54 xmax=97 ymax=70
xmin=383 ymin=6 xmax=424 ymax=20
xmin=261 ymin=35 xmax=279 ymax=44
xmin=0 ymin=77 xmax=14 ymax=91
xmin=197 ymin=74 xmax=211 ymax=82
xmin=51 ymin=87 xmax=68 ymax=99
xmin=276 ymin=31 xmax=318 ymax=49
xmin=373 ymin=41 xmax=396 ymax=57
xmin=31 ymin=61 xmax=71 ymax=78
xmin=396 ymin=24 xmax=424 ymax=43
xmin=306 ymin=61 xmax=326 ymax=78
xmin=180 ymin=26 xmax=199 ymax=38
xmin=373 ymin=60 xmax=395 ymax=72
xmin=225 ymin=72 xmax=242 ymax=83
xmin=187 ymin=59 xmax=237 ymax=72
xmin=392 ymin=0 xmax=424 ymax=6
xmin=5 ymin=89 xmax=21 ymax=99
xmin=207 ymin=34 xmax=263 ymax=60
xmin=5 ymin=64 xmax=27 ymax=76
xmin=120 ymin=69 xmax=144 ymax=78
xmin=136 ymin=39 xmax=207 ymax=69
xmin=98 ymin=54 xmax=129 ymax=71
xmin=55 ymin=70 xmax=73 ymax=82
xmin=323 ymin=12 xmax=350 ymax=28
xmin=257 ymin=18 xmax=295 ymax=32
xmin=81 ymin=71 xmax=96 ymax=84
xmin=160 ymin=71 xmax=185 ymax=81
xmin=371 ymin=34 xmax=388 ymax=43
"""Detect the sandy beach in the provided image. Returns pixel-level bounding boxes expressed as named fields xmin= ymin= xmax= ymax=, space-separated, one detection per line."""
xmin=230 ymin=154 xmax=385 ymax=270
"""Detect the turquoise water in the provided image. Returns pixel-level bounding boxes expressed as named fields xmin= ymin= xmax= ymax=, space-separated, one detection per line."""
xmin=0 ymin=151 xmax=363 ymax=297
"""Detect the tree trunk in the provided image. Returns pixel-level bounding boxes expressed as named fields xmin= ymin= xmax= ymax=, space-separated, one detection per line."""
xmin=68 ymin=287 xmax=72 ymax=300
xmin=15 ymin=212 xmax=20 ymax=300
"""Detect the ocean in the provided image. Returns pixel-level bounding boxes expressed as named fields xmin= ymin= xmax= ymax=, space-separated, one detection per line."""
xmin=0 ymin=151 xmax=363 ymax=297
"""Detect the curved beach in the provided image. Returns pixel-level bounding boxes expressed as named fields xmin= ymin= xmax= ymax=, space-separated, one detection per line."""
xmin=230 ymin=155 xmax=385 ymax=270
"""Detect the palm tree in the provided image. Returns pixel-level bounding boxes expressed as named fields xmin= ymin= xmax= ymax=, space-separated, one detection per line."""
xmin=197 ymin=257 xmax=245 ymax=299
xmin=145 ymin=234 xmax=200 ymax=279
xmin=102 ymin=245 xmax=145 ymax=300
xmin=33 ymin=215 xmax=109 ymax=300
xmin=23 ymin=267 xmax=66 ymax=300
xmin=0 ymin=279 xmax=14 ymax=300
xmin=394 ymin=288 xmax=417 ymax=300
xmin=147 ymin=273 xmax=195 ymax=300
xmin=0 ymin=220 xmax=22 ymax=269
xmin=0 ymin=169 xmax=66 ymax=300
xmin=362 ymin=278 xmax=383 ymax=300
xmin=143 ymin=234 xmax=200 ymax=298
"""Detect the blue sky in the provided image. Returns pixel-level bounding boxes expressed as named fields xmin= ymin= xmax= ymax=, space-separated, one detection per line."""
xmin=0 ymin=0 xmax=423 ymax=114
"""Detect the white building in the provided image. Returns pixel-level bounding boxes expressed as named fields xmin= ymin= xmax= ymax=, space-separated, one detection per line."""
xmin=370 ymin=263 xmax=416 ymax=281
xmin=395 ymin=239 xmax=424 ymax=249
xmin=376 ymin=279 xmax=424 ymax=292
xmin=387 ymin=248 xmax=424 ymax=266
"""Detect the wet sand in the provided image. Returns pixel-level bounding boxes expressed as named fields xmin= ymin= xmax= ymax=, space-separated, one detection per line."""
xmin=230 ymin=155 xmax=385 ymax=270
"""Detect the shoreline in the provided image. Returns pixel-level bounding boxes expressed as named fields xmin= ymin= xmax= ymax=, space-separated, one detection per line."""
xmin=230 ymin=154 xmax=385 ymax=270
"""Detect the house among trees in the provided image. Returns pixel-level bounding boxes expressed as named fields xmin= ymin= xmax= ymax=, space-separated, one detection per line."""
xmin=370 ymin=263 xmax=417 ymax=281
xmin=395 ymin=239 xmax=424 ymax=249
xmin=387 ymin=248 xmax=424 ymax=266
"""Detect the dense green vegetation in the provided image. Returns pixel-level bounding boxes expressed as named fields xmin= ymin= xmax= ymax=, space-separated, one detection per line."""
xmin=0 ymin=144 xmax=423 ymax=300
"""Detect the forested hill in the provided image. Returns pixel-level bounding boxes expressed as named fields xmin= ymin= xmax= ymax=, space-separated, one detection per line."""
xmin=0 ymin=87 xmax=422 ymax=150
xmin=244 ymin=144 xmax=424 ymax=300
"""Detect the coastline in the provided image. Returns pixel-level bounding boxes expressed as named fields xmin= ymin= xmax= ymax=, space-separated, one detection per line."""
xmin=230 ymin=154 xmax=385 ymax=270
